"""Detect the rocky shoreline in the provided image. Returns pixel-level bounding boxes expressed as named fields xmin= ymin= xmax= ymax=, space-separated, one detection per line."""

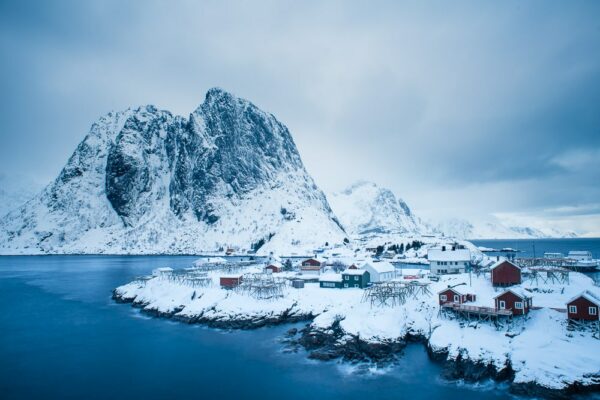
xmin=113 ymin=289 xmax=599 ymax=398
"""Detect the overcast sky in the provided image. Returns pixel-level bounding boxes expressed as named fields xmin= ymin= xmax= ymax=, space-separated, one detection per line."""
xmin=0 ymin=1 xmax=599 ymax=235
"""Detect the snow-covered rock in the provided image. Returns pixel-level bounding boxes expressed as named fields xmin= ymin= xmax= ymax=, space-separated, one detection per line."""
xmin=328 ymin=181 xmax=431 ymax=237
xmin=0 ymin=173 xmax=44 ymax=217
xmin=0 ymin=88 xmax=346 ymax=255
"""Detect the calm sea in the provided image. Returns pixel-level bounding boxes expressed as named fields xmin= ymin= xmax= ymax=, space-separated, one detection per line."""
xmin=0 ymin=240 xmax=598 ymax=400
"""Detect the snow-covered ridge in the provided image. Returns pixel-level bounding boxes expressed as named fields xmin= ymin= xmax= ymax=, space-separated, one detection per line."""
xmin=436 ymin=216 xmax=578 ymax=240
xmin=328 ymin=181 xmax=432 ymax=237
xmin=0 ymin=88 xmax=346 ymax=255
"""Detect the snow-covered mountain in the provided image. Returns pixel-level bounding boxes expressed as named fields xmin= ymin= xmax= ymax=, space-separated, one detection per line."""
xmin=328 ymin=181 xmax=431 ymax=237
xmin=436 ymin=216 xmax=578 ymax=240
xmin=0 ymin=88 xmax=346 ymax=255
xmin=0 ymin=173 xmax=44 ymax=217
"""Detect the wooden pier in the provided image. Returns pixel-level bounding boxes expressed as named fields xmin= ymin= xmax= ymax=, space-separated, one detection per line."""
xmin=439 ymin=303 xmax=513 ymax=325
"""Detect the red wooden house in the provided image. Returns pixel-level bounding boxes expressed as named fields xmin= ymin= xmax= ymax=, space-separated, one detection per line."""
xmin=220 ymin=275 xmax=243 ymax=288
xmin=491 ymin=260 xmax=521 ymax=287
xmin=438 ymin=288 xmax=476 ymax=305
xmin=265 ymin=262 xmax=282 ymax=273
xmin=494 ymin=289 xmax=532 ymax=315
xmin=567 ymin=291 xmax=600 ymax=321
xmin=300 ymin=258 xmax=322 ymax=273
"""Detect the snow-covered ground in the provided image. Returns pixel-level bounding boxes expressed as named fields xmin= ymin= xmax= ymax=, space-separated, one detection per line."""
xmin=114 ymin=260 xmax=600 ymax=392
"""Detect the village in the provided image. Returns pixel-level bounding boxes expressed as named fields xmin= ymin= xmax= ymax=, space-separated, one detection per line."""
xmin=201 ymin=245 xmax=600 ymax=330
xmin=113 ymin=242 xmax=600 ymax=392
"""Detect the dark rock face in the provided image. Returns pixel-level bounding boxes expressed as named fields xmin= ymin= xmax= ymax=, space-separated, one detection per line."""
xmin=103 ymin=89 xmax=308 ymax=226
xmin=293 ymin=319 xmax=407 ymax=364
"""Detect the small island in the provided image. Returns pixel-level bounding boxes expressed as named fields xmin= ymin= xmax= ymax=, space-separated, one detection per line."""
xmin=114 ymin=249 xmax=600 ymax=398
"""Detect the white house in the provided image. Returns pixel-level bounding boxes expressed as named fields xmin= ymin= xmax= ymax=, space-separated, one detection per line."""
xmin=361 ymin=261 xmax=396 ymax=282
xmin=428 ymin=246 xmax=470 ymax=275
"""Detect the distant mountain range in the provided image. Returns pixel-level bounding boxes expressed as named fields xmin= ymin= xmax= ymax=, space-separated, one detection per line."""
xmin=434 ymin=216 xmax=578 ymax=240
xmin=0 ymin=89 xmax=579 ymax=255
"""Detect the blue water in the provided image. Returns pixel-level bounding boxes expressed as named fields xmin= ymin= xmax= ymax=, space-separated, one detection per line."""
xmin=470 ymin=237 xmax=600 ymax=259
xmin=0 ymin=249 xmax=596 ymax=399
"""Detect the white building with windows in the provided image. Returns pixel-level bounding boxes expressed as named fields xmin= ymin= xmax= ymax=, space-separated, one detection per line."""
xmin=428 ymin=246 xmax=471 ymax=275
xmin=361 ymin=261 xmax=396 ymax=282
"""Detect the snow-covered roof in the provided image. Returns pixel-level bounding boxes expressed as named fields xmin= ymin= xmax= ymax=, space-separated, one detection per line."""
xmin=302 ymin=257 xmax=324 ymax=264
xmin=437 ymin=287 xmax=462 ymax=295
xmin=220 ymin=274 xmax=242 ymax=279
xmin=494 ymin=288 xmax=531 ymax=299
xmin=362 ymin=261 xmax=395 ymax=273
xmin=318 ymin=273 xmax=342 ymax=282
xmin=427 ymin=248 xmax=470 ymax=262
xmin=343 ymin=269 xmax=368 ymax=276
xmin=490 ymin=259 xmax=521 ymax=270
xmin=567 ymin=290 xmax=600 ymax=306
xmin=266 ymin=261 xmax=283 ymax=268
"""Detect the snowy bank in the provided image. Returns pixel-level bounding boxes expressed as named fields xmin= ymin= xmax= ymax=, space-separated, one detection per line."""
xmin=113 ymin=266 xmax=600 ymax=396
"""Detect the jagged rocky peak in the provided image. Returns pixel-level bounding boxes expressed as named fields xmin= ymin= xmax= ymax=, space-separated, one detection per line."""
xmin=329 ymin=181 xmax=426 ymax=236
xmin=0 ymin=88 xmax=346 ymax=254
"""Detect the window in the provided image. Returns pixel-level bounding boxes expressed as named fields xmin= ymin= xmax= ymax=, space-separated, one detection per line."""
xmin=453 ymin=295 xmax=459 ymax=302
xmin=499 ymin=300 xmax=506 ymax=309
xmin=515 ymin=301 xmax=523 ymax=309
xmin=590 ymin=307 xmax=597 ymax=316
xmin=344 ymin=276 xmax=349 ymax=280
xmin=354 ymin=284 xmax=358 ymax=288
xmin=569 ymin=305 xmax=577 ymax=314
xmin=354 ymin=276 xmax=359 ymax=281
xmin=343 ymin=283 xmax=348 ymax=288
xmin=440 ymin=295 xmax=447 ymax=301
xmin=323 ymin=282 xmax=335 ymax=288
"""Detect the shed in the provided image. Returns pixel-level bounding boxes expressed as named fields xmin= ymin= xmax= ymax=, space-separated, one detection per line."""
xmin=494 ymin=289 xmax=532 ymax=315
xmin=491 ymin=260 xmax=521 ymax=287
xmin=291 ymin=279 xmax=305 ymax=289
xmin=319 ymin=273 xmax=342 ymax=289
xmin=341 ymin=269 xmax=370 ymax=288
xmin=567 ymin=291 xmax=600 ymax=321
xmin=361 ymin=261 xmax=395 ymax=282
xmin=220 ymin=275 xmax=243 ymax=289
xmin=265 ymin=262 xmax=282 ymax=273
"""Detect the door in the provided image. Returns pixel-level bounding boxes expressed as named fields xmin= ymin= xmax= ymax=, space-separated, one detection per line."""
xmin=499 ymin=300 xmax=506 ymax=309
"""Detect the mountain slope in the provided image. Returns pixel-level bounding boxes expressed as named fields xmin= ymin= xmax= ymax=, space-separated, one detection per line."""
xmin=0 ymin=173 xmax=44 ymax=217
xmin=0 ymin=88 xmax=346 ymax=255
xmin=328 ymin=181 xmax=430 ymax=237
xmin=436 ymin=216 xmax=578 ymax=239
